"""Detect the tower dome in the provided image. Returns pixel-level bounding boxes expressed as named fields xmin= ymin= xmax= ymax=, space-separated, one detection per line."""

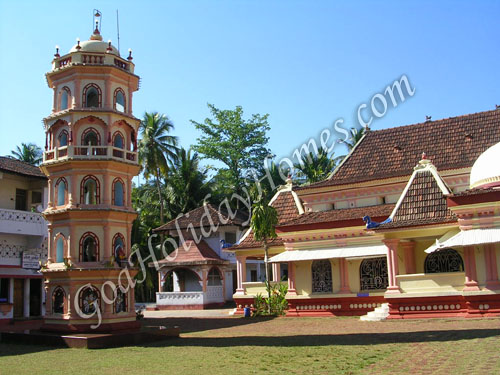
xmin=469 ymin=141 xmax=500 ymax=189
xmin=69 ymin=29 xmax=119 ymax=56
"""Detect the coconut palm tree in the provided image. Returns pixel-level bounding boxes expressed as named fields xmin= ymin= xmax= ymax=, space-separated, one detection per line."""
xmin=344 ymin=127 xmax=366 ymax=150
xmin=138 ymin=112 xmax=179 ymax=225
xmin=251 ymin=197 xmax=278 ymax=314
xmin=165 ymin=148 xmax=212 ymax=215
xmin=294 ymin=148 xmax=343 ymax=184
xmin=11 ymin=143 xmax=43 ymax=165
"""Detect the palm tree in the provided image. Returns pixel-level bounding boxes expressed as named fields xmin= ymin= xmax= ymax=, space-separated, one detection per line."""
xmin=138 ymin=112 xmax=179 ymax=225
xmin=165 ymin=148 xmax=212 ymax=215
xmin=11 ymin=143 xmax=43 ymax=165
xmin=343 ymin=127 xmax=366 ymax=150
xmin=294 ymin=148 xmax=343 ymax=184
xmin=251 ymin=197 xmax=278 ymax=314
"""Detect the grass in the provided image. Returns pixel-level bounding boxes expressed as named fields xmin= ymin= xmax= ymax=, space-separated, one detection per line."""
xmin=1 ymin=316 xmax=499 ymax=375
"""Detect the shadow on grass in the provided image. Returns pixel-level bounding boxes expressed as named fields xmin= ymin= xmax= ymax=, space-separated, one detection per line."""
xmin=142 ymin=328 xmax=500 ymax=348
xmin=144 ymin=316 xmax=276 ymax=334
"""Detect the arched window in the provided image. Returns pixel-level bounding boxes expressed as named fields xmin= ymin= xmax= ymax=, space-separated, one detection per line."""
xmin=112 ymin=178 xmax=124 ymax=206
xmin=113 ymin=132 xmax=124 ymax=149
xmin=79 ymin=285 xmax=100 ymax=315
xmin=55 ymin=236 xmax=65 ymax=263
xmin=114 ymin=88 xmax=126 ymax=112
xmin=80 ymin=232 xmax=99 ymax=262
xmin=52 ymin=287 xmax=65 ymax=314
xmin=58 ymin=130 xmax=68 ymax=147
xmin=83 ymin=84 xmax=101 ymax=108
xmin=207 ymin=267 xmax=222 ymax=286
xmin=60 ymin=87 xmax=71 ymax=110
xmin=360 ymin=257 xmax=388 ymax=290
xmin=424 ymin=248 xmax=464 ymax=273
xmin=113 ymin=233 xmax=126 ymax=264
xmin=81 ymin=175 xmax=100 ymax=204
xmin=114 ymin=288 xmax=127 ymax=313
xmin=312 ymin=259 xmax=332 ymax=293
xmin=81 ymin=127 xmax=100 ymax=146
xmin=55 ymin=177 xmax=67 ymax=206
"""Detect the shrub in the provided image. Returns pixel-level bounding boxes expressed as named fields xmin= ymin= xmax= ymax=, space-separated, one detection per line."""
xmin=253 ymin=282 xmax=288 ymax=316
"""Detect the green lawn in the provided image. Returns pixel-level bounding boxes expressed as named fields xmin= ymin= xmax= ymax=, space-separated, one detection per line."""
xmin=1 ymin=317 xmax=499 ymax=375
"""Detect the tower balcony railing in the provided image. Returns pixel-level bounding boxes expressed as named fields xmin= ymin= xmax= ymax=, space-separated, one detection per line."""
xmin=53 ymin=52 xmax=135 ymax=74
xmin=43 ymin=145 xmax=138 ymax=165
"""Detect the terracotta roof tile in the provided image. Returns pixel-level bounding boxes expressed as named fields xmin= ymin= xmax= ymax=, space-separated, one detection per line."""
xmin=380 ymin=170 xmax=456 ymax=229
xmin=272 ymin=191 xmax=302 ymax=225
xmin=278 ymin=204 xmax=395 ymax=229
xmin=154 ymin=203 xmax=248 ymax=232
xmin=230 ymin=190 xmax=301 ymax=250
xmin=299 ymin=109 xmax=500 ymax=189
xmin=0 ymin=157 xmax=46 ymax=179
xmin=156 ymin=239 xmax=227 ymax=266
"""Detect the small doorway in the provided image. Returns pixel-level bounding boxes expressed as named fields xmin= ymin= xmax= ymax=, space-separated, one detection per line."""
xmin=232 ymin=270 xmax=237 ymax=294
xmin=30 ymin=279 xmax=41 ymax=316
xmin=13 ymin=279 xmax=24 ymax=318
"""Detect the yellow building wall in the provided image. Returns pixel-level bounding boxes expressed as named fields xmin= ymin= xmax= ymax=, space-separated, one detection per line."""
xmin=475 ymin=246 xmax=486 ymax=285
xmin=347 ymin=259 xmax=361 ymax=292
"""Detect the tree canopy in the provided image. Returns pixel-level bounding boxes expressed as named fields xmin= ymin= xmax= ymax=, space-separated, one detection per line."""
xmin=11 ymin=143 xmax=43 ymax=165
xmin=191 ymin=104 xmax=272 ymax=202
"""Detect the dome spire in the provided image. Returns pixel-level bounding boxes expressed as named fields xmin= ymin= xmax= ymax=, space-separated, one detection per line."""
xmin=90 ymin=9 xmax=103 ymax=41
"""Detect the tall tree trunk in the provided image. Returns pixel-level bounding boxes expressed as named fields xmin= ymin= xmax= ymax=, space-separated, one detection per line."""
xmin=155 ymin=168 xmax=164 ymax=224
xmin=264 ymin=241 xmax=271 ymax=315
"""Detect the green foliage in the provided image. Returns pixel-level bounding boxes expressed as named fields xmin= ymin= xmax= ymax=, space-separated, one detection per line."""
xmin=191 ymin=104 xmax=272 ymax=201
xmin=253 ymin=282 xmax=288 ymax=316
xmin=293 ymin=148 xmax=344 ymax=184
xmin=138 ymin=112 xmax=179 ymax=224
xmin=343 ymin=126 xmax=366 ymax=150
xmin=11 ymin=143 xmax=43 ymax=165
xmin=164 ymin=148 xmax=213 ymax=215
xmin=250 ymin=198 xmax=278 ymax=244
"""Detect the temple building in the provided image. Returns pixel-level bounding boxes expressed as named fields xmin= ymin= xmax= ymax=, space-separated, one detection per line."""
xmin=152 ymin=203 xmax=251 ymax=309
xmin=39 ymin=13 xmax=141 ymax=331
xmin=0 ymin=158 xmax=48 ymax=323
xmin=229 ymin=108 xmax=500 ymax=319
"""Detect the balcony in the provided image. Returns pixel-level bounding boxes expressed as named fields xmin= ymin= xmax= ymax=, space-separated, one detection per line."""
xmin=0 ymin=208 xmax=47 ymax=237
xmin=43 ymin=145 xmax=138 ymax=165
xmin=53 ymin=52 xmax=134 ymax=74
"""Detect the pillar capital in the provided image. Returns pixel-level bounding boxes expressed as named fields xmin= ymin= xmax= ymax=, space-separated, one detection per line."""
xmin=383 ymin=238 xmax=400 ymax=249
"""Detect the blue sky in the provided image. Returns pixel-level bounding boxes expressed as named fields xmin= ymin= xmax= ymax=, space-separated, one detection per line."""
xmin=1 ymin=0 xmax=500 ymax=166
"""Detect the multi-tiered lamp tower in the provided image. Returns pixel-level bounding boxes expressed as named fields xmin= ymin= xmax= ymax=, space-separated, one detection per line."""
xmin=40 ymin=11 xmax=141 ymax=332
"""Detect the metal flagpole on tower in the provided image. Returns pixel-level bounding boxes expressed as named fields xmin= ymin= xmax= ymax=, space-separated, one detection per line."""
xmin=116 ymin=9 xmax=121 ymax=54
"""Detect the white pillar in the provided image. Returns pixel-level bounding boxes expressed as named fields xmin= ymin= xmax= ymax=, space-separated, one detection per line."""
xmin=8 ymin=278 xmax=14 ymax=304
xmin=23 ymin=279 xmax=30 ymax=318
xmin=272 ymin=263 xmax=280 ymax=282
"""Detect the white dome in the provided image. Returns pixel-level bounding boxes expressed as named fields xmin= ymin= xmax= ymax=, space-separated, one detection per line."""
xmin=69 ymin=32 xmax=119 ymax=56
xmin=470 ymin=141 xmax=500 ymax=189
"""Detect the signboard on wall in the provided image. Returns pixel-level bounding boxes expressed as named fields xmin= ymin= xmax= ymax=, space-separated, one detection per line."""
xmin=22 ymin=252 xmax=40 ymax=269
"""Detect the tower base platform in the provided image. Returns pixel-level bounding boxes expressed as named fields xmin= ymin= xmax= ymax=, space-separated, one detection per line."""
xmin=0 ymin=325 xmax=180 ymax=349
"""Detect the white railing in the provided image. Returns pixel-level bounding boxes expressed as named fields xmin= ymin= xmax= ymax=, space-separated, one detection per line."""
xmin=43 ymin=145 xmax=137 ymax=164
xmin=206 ymin=286 xmax=224 ymax=303
xmin=0 ymin=208 xmax=45 ymax=224
xmin=156 ymin=288 xmax=225 ymax=306
xmin=156 ymin=291 xmax=204 ymax=306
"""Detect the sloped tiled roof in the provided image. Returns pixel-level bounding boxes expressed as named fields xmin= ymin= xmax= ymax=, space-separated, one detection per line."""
xmin=230 ymin=190 xmax=302 ymax=250
xmin=278 ymin=204 xmax=395 ymax=230
xmin=0 ymin=157 xmax=46 ymax=179
xmin=299 ymin=109 xmax=500 ymax=190
xmin=156 ymin=239 xmax=227 ymax=266
xmin=154 ymin=203 xmax=248 ymax=232
xmin=381 ymin=169 xmax=456 ymax=229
